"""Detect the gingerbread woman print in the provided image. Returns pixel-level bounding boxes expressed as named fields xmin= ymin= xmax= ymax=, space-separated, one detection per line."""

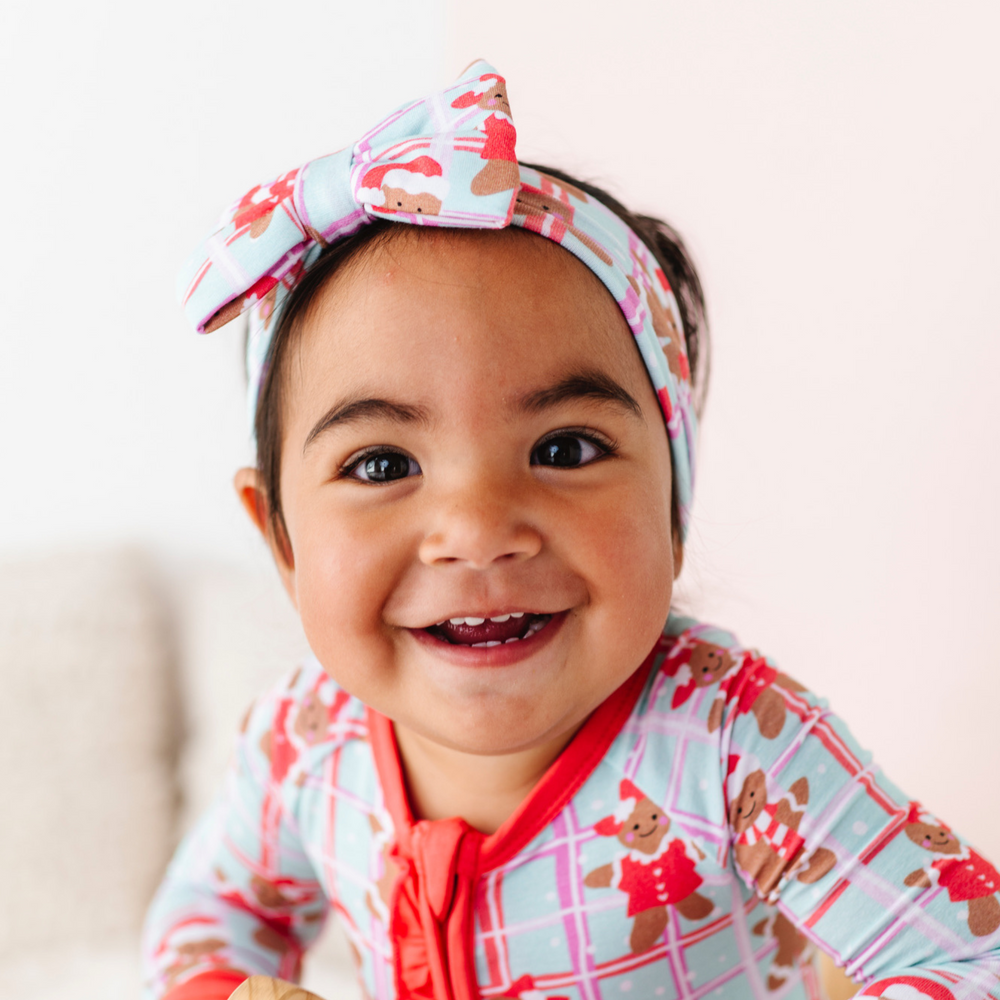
xmin=585 ymin=779 xmax=713 ymax=953
xmin=451 ymin=72 xmax=519 ymax=196
xmin=231 ymin=168 xmax=299 ymax=239
xmin=357 ymin=156 xmax=448 ymax=216
xmin=902 ymin=803 xmax=1000 ymax=936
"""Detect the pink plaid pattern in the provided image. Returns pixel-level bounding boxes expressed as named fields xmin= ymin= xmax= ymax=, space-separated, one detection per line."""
xmin=142 ymin=618 xmax=1000 ymax=1000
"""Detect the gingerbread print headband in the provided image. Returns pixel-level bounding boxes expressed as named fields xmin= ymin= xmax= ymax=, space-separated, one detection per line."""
xmin=177 ymin=60 xmax=698 ymax=533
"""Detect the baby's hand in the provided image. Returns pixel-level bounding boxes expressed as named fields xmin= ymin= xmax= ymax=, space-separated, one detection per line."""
xmin=229 ymin=976 xmax=327 ymax=1000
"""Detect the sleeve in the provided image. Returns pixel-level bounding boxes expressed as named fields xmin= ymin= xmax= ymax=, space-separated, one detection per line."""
xmin=141 ymin=677 xmax=330 ymax=1000
xmin=719 ymin=653 xmax=1000 ymax=1000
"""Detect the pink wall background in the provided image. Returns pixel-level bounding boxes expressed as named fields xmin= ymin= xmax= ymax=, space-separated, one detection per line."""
xmin=448 ymin=1 xmax=999 ymax=856
xmin=0 ymin=0 xmax=995 ymax=858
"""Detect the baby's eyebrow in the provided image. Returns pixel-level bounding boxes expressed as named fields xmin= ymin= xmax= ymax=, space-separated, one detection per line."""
xmin=517 ymin=369 xmax=644 ymax=419
xmin=303 ymin=397 xmax=430 ymax=452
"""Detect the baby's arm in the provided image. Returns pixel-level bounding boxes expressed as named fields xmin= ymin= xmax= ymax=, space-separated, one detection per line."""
xmin=142 ymin=678 xmax=328 ymax=1000
xmin=721 ymin=656 xmax=1000 ymax=999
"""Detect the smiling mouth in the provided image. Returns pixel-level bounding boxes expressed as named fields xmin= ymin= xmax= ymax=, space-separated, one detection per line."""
xmin=425 ymin=613 xmax=553 ymax=647
xmin=637 ymin=826 xmax=658 ymax=838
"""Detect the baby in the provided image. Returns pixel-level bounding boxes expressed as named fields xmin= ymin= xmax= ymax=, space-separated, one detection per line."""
xmin=144 ymin=63 xmax=1000 ymax=1000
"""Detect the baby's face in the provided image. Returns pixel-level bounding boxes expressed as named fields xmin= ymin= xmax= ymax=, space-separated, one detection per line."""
xmin=272 ymin=228 xmax=679 ymax=756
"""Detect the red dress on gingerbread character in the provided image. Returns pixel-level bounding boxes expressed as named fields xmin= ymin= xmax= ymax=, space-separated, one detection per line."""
xmin=903 ymin=803 xmax=1000 ymax=937
xmin=585 ymin=779 xmax=714 ymax=953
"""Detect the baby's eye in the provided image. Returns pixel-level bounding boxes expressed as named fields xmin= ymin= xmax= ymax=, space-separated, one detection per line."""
xmin=531 ymin=434 xmax=607 ymax=468
xmin=347 ymin=450 xmax=421 ymax=483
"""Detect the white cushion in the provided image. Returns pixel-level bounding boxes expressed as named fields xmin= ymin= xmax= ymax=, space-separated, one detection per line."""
xmin=169 ymin=559 xmax=311 ymax=833
xmin=0 ymin=922 xmax=360 ymax=1000
xmin=0 ymin=549 xmax=176 ymax=955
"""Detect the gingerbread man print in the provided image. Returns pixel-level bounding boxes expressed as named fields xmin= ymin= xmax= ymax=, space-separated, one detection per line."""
xmin=585 ymin=779 xmax=713 ymax=953
xmin=514 ymin=175 xmax=615 ymax=266
xmin=365 ymin=811 xmax=402 ymax=925
xmin=728 ymin=763 xmax=836 ymax=896
xmin=713 ymin=657 xmax=808 ymax=739
xmin=627 ymin=249 xmax=689 ymax=382
xmin=751 ymin=910 xmax=811 ymax=990
xmin=162 ymin=936 xmax=229 ymax=991
xmin=902 ymin=803 xmax=1000 ymax=936
xmin=667 ymin=639 xmax=808 ymax=740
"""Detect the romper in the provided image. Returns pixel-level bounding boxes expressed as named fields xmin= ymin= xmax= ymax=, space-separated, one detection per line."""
xmin=142 ymin=615 xmax=1000 ymax=1000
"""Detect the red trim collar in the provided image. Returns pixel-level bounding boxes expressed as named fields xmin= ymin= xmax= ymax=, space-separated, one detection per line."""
xmin=368 ymin=646 xmax=657 ymax=871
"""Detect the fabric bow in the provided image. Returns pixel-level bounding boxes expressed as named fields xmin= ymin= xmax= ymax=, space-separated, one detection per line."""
xmin=177 ymin=60 xmax=698 ymax=534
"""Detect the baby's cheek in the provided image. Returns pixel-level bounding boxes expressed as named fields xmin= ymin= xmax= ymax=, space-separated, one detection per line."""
xmin=295 ymin=526 xmax=392 ymax=652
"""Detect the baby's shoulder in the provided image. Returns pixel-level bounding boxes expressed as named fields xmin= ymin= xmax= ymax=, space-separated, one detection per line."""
xmin=590 ymin=616 xmax=829 ymax=847
xmin=238 ymin=655 xmax=370 ymax=779
xmin=640 ymin=614 xmax=819 ymax=743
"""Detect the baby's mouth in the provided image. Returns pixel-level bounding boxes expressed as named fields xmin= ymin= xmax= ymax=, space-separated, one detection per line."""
xmin=425 ymin=612 xmax=552 ymax=647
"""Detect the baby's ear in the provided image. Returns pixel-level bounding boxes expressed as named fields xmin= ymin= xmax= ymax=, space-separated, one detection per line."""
xmin=233 ymin=468 xmax=297 ymax=588
xmin=234 ymin=467 xmax=269 ymax=535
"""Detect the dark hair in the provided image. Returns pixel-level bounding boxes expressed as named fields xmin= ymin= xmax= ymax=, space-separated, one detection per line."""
xmin=253 ymin=165 xmax=710 ymax=548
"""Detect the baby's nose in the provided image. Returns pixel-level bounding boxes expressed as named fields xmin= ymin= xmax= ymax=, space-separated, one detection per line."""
xmin=417 ymin=483 xmax=542 ymax=569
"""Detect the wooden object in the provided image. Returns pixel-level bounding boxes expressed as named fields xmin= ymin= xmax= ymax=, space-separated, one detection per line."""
xmin=228 ymin=976 xmax=328 ymax=1000
xmin=226 ymin=962 xmax=853 ymax=1000
xmin=819 ymin=953 xmax=861 ymax=1000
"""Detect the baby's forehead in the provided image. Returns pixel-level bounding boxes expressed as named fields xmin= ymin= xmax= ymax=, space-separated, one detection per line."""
xmin=337 ymin=224 xmax=589 ymax=289
xmin=281 ymin=226 xmax=655 ymax=426
xmin=299 ymin=225 xmax=635 ymax=363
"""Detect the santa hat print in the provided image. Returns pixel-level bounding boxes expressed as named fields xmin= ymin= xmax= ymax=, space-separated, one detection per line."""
xmin=905 ymin=801 xmax=950 ymax=831
xmin=660 ymin=637 xmax=709 ymax=709
xmin=594 ymin=778 xmax=649 ymax=835
xmin=617 ymin=779 xmax=645 ymax=815
xmin=859 ymin=976 xmax=956 ymax=1000
xmin=357 ymin=156 xmax=449 ymax=207
xmin=670 ymin=662 xmax=698 ymax=709
xmin=725 ymin=753 xmax=750 ymax=800
xmin=451 ymin=73 xmax=504 ymax=107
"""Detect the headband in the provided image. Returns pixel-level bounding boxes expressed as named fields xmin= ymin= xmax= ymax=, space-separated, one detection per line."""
xmin=177 ymin=60 xmax=697 ymax=534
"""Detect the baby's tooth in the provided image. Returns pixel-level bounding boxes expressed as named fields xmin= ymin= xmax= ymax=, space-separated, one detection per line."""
xmin=489 ymin=614 xmax=511 ymax=623
xmin=464 ymin=616 xmax=485 ymax=626
xmin=503 ymin=636 xmax=520 ymax=644
xmin=509 ymin=612 xmax=524 ymax=619
xmin=449 ymin=618 xmax=465 ymax=625
xmin=485 ymin=641 xmax=501 ymax=647
xmin=472 ymin=641 xmax=488 ymax=647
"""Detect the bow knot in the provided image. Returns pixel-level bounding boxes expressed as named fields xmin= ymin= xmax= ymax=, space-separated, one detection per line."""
xmin=176 ymin=59 xmax=698 ymax=536
xmin=390 ymin=817 xmax=483 ymax=1000
xmin=179 ymin=61 xmax=520 ymax=339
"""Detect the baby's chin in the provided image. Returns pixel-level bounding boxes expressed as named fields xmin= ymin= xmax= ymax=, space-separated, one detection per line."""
xmin=306 ymin=607 xmax=648 ymax=756
xmin=395 ymin=652 xmax=588 ymax=755
xmin=394 ymin=686 xmax=587 ymax=758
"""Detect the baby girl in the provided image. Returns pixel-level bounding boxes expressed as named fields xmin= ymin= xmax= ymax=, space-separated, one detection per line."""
xmin=143 ymin=62 xmax=1000 ymax=1000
